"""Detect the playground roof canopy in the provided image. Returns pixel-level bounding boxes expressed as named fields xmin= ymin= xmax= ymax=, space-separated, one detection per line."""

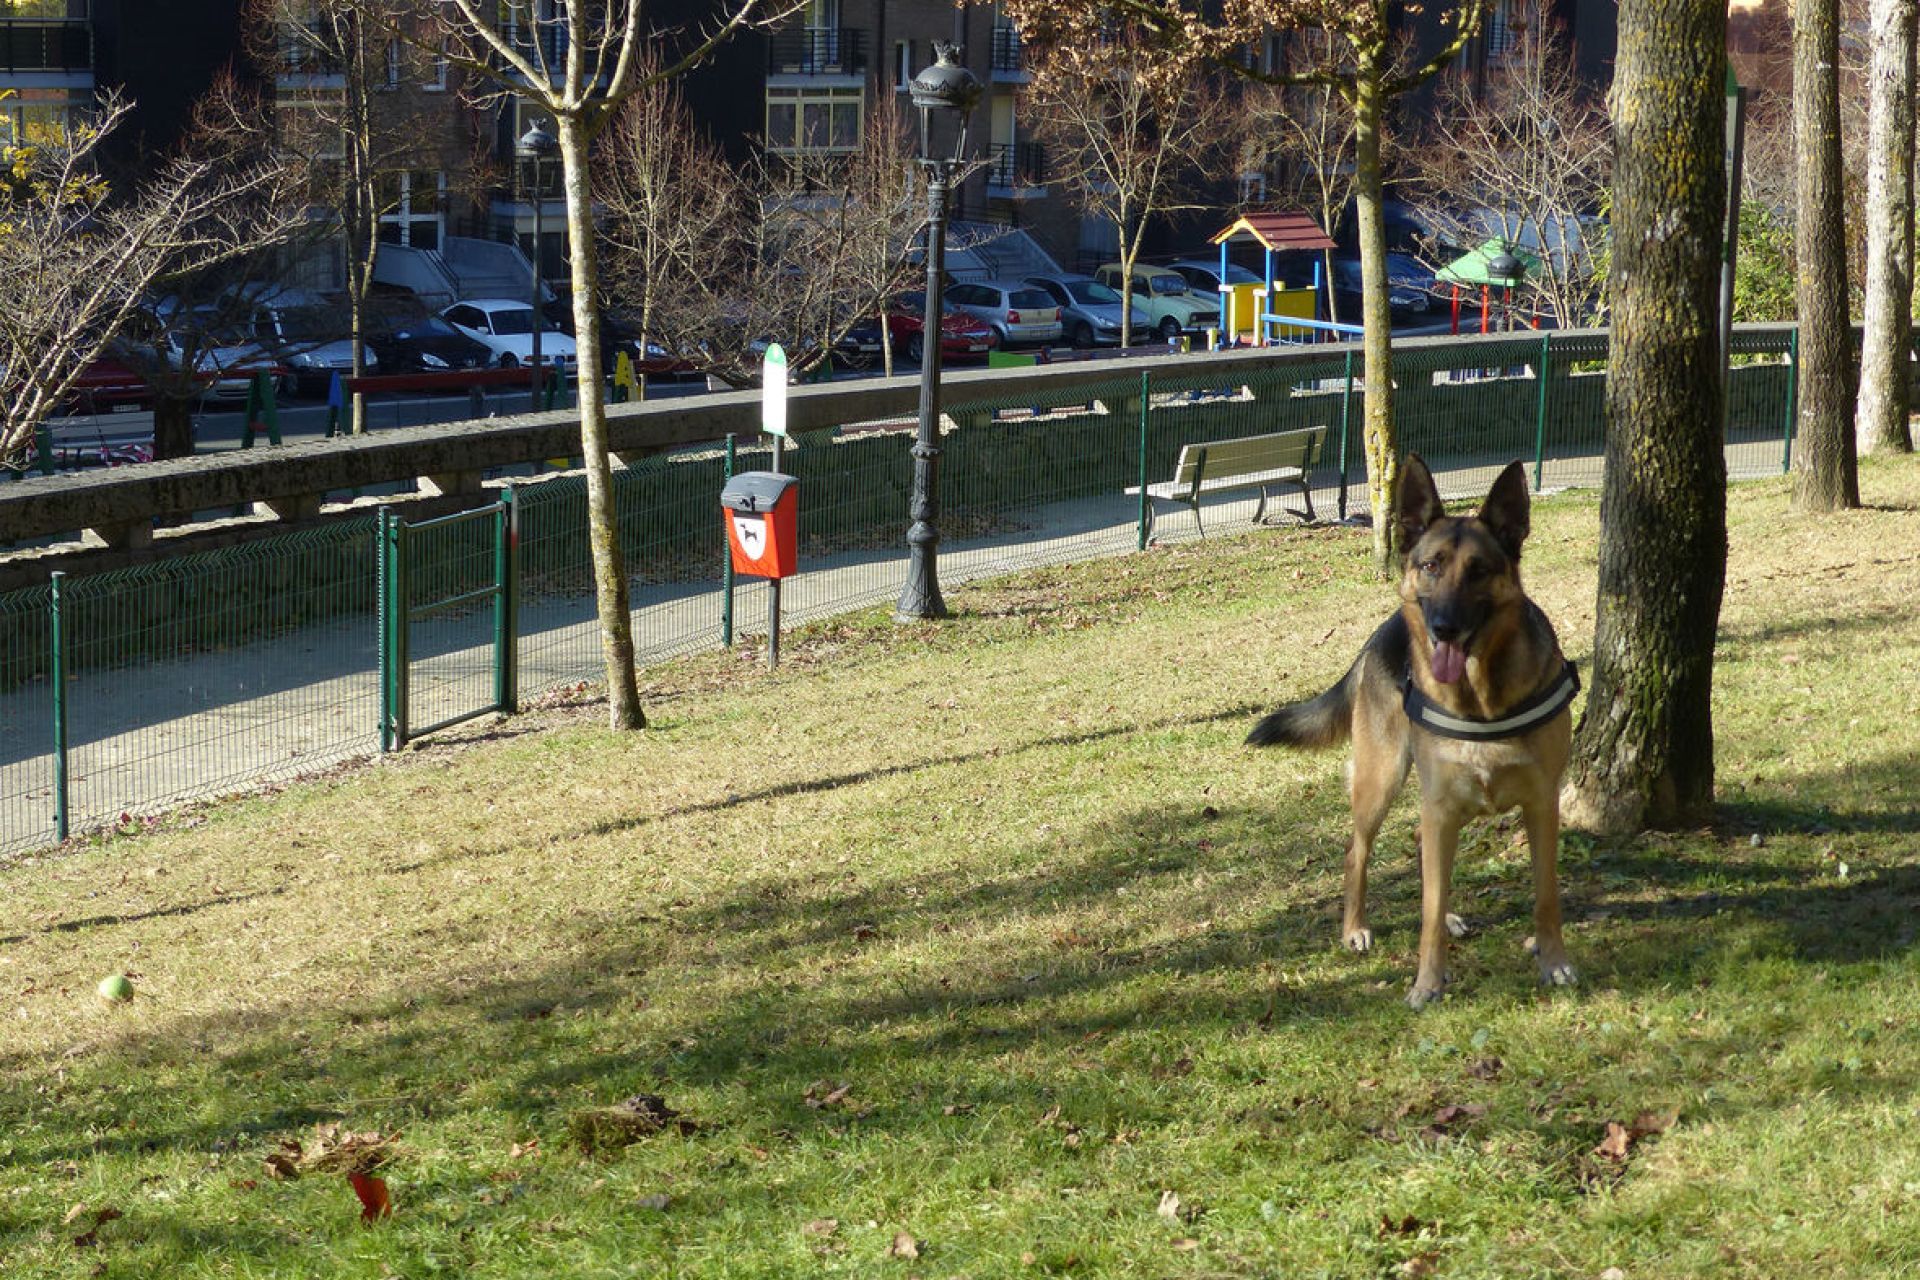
xmin=1208 ymin=211 xmax=1337 ymax=253
xmin=1435 ymin=239 xmax=1543 ymax=287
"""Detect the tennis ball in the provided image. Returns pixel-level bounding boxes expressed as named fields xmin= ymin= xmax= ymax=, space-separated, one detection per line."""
xmin=96 ymin=974 xmax=134 ymax=1004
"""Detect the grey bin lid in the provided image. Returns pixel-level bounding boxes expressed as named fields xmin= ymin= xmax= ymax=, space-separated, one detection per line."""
xmin=720 ymin=471 xmax=798 ymax=513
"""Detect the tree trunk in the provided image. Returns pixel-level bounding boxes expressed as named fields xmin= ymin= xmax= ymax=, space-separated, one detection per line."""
xmin=1562 ymin=0 xmax=1729 ymax=835
xmin=1793 ymin=0 xmax=1863 ymax=509
xmin=152 ymin=395 xmax=196 ymax=462
xmin=1857 ymin=0 xmax=1918 ymax=457
xmin=1351 ymin=64 xmax=1399 ymax=578
xmin=557 ymin=113 xmax=645 ymax=731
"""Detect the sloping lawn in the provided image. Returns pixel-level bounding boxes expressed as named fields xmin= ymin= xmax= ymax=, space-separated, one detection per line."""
xmin=3 ymin=456 xmax=1918 ymax=1279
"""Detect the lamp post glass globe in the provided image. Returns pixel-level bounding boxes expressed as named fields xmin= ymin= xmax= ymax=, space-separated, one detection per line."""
xmin=896 ymin=44 xmax=982 ymax=624
xmin=518 ymin=122 xmax=559 ymax=412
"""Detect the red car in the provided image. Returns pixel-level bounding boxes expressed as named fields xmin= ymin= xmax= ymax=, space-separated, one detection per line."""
xmin=886 ymin=292 xmax=998 ymax=364
xmin=63 ymin=353 xmax=153 ymax=415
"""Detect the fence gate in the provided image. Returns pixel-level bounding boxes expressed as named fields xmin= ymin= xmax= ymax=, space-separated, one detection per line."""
xmin=379 ymin=492 xmax=517 ymax=751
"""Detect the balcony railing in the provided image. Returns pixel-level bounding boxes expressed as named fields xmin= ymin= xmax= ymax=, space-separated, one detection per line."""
xmin=767 ymin=27 xmax=866 ymax=75
xmin=0 ymin=19 xmax=91 ymax=74
xmin=278 ymin=22 xmax=344 ymax=77
xmin=987 ymin=142 xmax=1045 ymax=190
xmin=989 ymin=26 xmax=1022 ymax=75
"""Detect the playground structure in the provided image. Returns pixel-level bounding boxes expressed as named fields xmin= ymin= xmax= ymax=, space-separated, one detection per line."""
xmin=1206 ymin=211 xmax=1354 ymax=346
xmin=1435 ymin=239 xmax=1544 ymax=334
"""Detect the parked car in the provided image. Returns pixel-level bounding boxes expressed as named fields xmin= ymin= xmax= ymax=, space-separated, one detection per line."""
xmin=63 ymin=352 xmax=153 ymax=415
xmin=232 ymin=285 xmax=375 ymax=397
xmin=885 ymin=291 xmax=998 ymax=363
xmin=943 ymin=280 xmax=1063 ymax=348
xmin=440 ymin=299 xmax=578 ymax=369
xmin=1166 ymin=259 xmax=1265 ymax=294
xmin=1330 ymin=253 xmax=1439 ymax=314
xmin=160 ymin=318 xmax=290 ymax=402
xmin=1021 ymin=273 xmax=1148 ymax=348
xmin=367 ymin=313 xmax=494 ymax=374
xmin=1093 ymin=264 xmax=1221 ymax=340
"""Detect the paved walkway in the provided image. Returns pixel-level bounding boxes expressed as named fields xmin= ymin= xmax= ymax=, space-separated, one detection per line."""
xmin=0 ymin=431 xmax=1788 ymax=857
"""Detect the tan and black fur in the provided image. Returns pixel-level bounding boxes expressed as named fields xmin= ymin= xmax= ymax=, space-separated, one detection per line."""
xmin=1248 ymin=456 xmax=1576 ymax=1007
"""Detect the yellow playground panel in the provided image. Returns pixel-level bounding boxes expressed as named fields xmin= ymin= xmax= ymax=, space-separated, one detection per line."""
xmin=1206 ymin=211 xmax=1339 ymax=344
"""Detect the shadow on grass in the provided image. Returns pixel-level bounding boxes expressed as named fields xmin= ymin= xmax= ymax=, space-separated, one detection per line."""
xmin=8 ymin=746 xmax=1920 ymax=1247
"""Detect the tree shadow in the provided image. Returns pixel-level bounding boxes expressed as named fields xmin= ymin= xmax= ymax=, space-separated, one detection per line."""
xmin=9 ymin=745 xmax=1920 ymax=1263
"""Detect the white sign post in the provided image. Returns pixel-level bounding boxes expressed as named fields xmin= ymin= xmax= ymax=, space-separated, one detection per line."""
xmin=761 ymin=344 xmax=789 ymax=669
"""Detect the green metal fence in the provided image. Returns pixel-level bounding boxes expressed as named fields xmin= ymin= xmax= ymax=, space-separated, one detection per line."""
xmin=0 ymin=330 xmax=1807 ymax=857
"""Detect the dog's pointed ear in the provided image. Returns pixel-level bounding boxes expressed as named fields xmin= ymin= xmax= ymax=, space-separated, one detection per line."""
xmin=1477 ymin=461 xmax=1531 ymax=562
xmin=1396 ymin=454 xmax=1445 ymax=553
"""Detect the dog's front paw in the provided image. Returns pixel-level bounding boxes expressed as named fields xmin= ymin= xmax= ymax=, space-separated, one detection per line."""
xmin=1537 ymin=960 xmax=1578 ymax=988
xmin=1405 ymin=973 xmax=1449 ymax=1009
xmin=1344 ymin=926 xmax=1374 ymax=953
xmin=1445 ymin=913 xmax=1470 ymax=938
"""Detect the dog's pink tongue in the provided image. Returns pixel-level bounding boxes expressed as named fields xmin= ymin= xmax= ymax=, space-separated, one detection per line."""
xmin=1431 ymin=641 xmax=1467 ymax=685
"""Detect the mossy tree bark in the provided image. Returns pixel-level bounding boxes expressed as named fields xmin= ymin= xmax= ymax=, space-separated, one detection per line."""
xmin=1562 ymin=0 xmax=1728 ymax=835
xmin=1856 ymin=0 xmax=1918 ymax=458
xmin=1793 ymin=0 xmax=1863 ymax=509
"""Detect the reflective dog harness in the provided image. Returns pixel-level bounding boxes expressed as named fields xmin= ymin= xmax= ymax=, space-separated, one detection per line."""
xmin=1401 ymin=660 xmax=1580 ymax=742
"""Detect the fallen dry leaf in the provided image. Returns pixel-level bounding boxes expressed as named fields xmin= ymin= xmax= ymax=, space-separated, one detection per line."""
xmin=1157 ymin=1190 xmax=1183 ymax=1220
xmin=62 ymin=1204 xmax=88 ymax=1226
xmin=1595 ymin=1121 xmax=1633 ymax=1161
xmin=348 ymin=1171 xmax=391 ymax=1224
xmin=804 ymin=1218 xmax=839 ymax=1237
xmin=1402 ymin=1251 xmax=1440 ymax=1277
xmin=1171 ymin=1238 xmax=1200 ymax=1251
xmin=509 ymin=1138 xmax=540 ymax=1160
xmin=888 ymin=1230 xmax=921 ymax=1259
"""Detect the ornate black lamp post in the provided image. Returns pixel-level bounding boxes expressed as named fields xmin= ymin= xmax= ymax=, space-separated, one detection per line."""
xmin=895 ymin=42 xmax=983 ymax=623
xmin=515 ymin=121 xmax=559 ymax=413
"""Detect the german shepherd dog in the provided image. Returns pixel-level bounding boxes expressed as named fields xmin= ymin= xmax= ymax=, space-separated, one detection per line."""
xmin=1248 ymin=456 xmax=1580 ymax=1007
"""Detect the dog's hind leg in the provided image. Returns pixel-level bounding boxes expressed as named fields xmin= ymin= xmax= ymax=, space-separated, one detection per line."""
xmin=1521 ymin=786 xmax=1577 ymax=987
xmin=1341 ymin=732 xmax=1408 ymax=954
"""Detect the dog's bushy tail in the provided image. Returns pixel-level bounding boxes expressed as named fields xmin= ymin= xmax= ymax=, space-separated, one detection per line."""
xmin=1245 ymin=658 xmax=1361 ymax=751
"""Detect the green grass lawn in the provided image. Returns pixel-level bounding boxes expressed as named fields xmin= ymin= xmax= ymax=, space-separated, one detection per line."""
xmin=4 ymin=456 xmax=1919 ymax=1279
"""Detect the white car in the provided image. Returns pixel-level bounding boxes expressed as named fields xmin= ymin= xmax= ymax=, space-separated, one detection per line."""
xmin=440 ymin=299 xmax=578 ymax=369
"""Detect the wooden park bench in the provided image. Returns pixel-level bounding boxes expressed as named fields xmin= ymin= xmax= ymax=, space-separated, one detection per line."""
xmin=1127 ymin=425 xmax=1327 ymax=539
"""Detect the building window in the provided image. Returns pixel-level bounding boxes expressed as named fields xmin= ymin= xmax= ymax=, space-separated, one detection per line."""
xmin=894 ymin=40 xmax=913 ymax=90
xmin=1263 ymin=33 xmax=1285 ymax=75
xmin=1486 ymin=0 xmax=1525 ymax=63
xmin=385 ymin=39 xmax=403 ymax=89
xmin=0 ymin=91 xmax=88 ymax=148
xmin=1239 ymin=172 xmax=1267 ymax=206
xmin=427 ymin=38 xmax=450 ymax=90
xmin=379 ymin=170 xmax=444 ymax=251
xmin=765 ymin=85 xmax=862 ymax=153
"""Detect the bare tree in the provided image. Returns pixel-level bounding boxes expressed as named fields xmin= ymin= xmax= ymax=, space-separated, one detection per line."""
xmin=1022 ymin=25 xmax=1235 ymax=349
xmin=1241 ymin=30 xmax=1356 ymax=324
xmin=1405 ymin=7 xmax=1611 ymax=327
xmin=397 ymin=0 xmax=784 ymax=732
xmin=840 ymin=104 xmax=922 ymax=377
xmin=1855 ymin=0 xmax=1917 ymax=456
xmin=1793 ymin=0 xmax=1863 ymax=510
xmin=1004 ymin=0 xmax=1486 ymax=577
xmin=0 ymin=85 xmax=300 ymax=467
xmin=244 ymin=0 xmax=455 ymax=434
xmin=594 ymin=73 xmax=734 ymax=387
xmin=599 ymin=88 xmax=925 ymax=389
